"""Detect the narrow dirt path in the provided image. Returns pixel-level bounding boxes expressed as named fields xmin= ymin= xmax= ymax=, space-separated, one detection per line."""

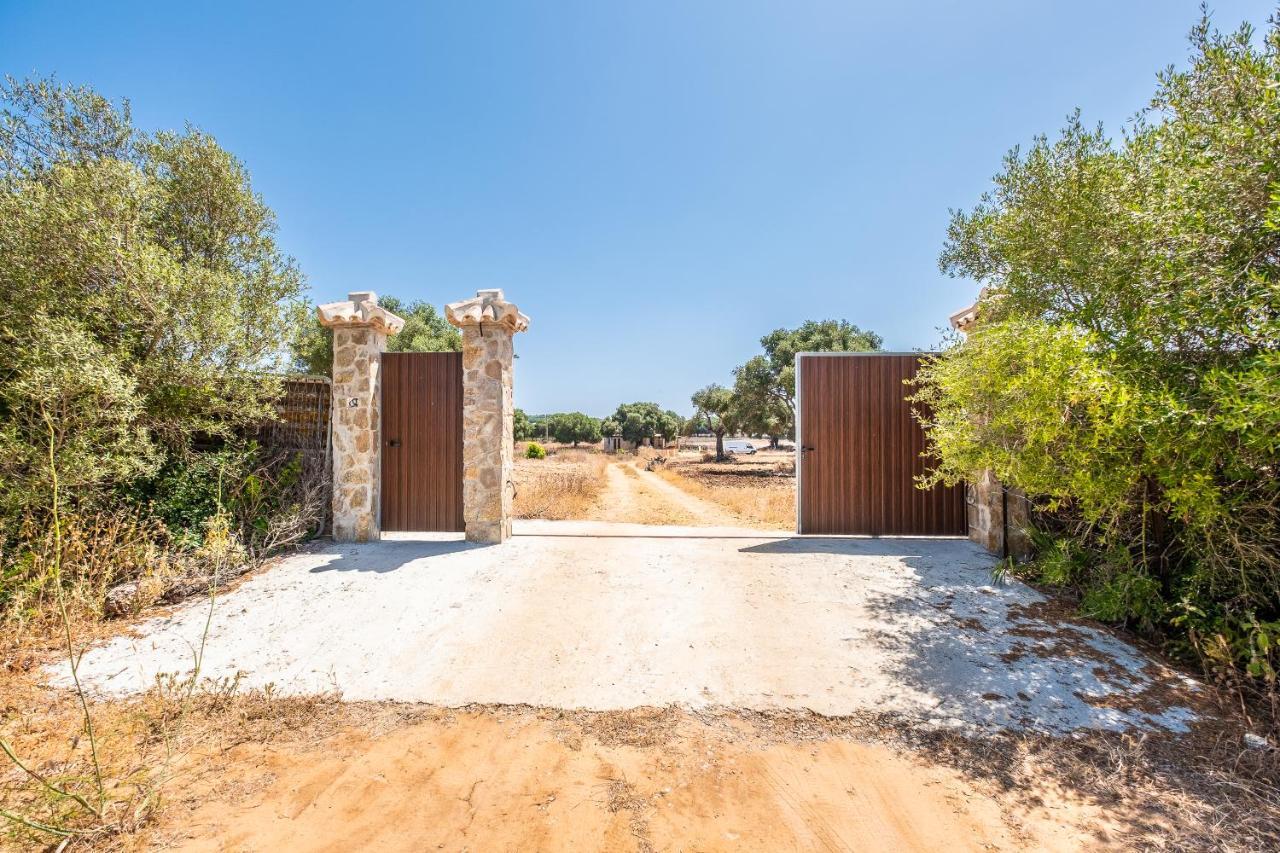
xmin=592 ymin=460 xmax=746 ymax=526
xmin=633 ymin=463 xmax=749 ymax=525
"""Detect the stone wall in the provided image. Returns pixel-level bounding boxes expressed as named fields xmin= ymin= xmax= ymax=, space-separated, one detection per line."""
xmin=318 ymin=291 xmax=404 ymax=542
xmin=446 ymin=289 xmax=529 ymax=544
xmin=967 ymin=470 xmax=1033 ymax=560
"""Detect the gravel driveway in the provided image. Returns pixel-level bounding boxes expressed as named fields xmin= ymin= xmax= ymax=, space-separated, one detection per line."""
xmin=64 ymin=520 xmax=1199 ymax=734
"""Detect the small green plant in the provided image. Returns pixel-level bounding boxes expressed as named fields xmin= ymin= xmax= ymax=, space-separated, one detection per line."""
xmin=134 ymin=444 xmax=253 ymax=546
xmin=525 ymin=442 xmax=546 ymax=459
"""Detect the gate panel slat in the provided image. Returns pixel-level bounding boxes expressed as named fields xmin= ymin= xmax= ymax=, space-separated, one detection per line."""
xmin=798 ymin=354 xmax=965 ymax=536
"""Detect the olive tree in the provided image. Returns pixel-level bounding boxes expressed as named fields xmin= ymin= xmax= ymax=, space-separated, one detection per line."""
xmin=513 ymin=408 xmax=534 ymax=442
xmin=547 ymin=412 xmax=602 ymax=447
xmin=0 ymin=77 xmax=305 ymax=523
xmin=731 ymin=320 xmax=882 ymax=440
xmin=911 ymin=14 xmax=1280 ymax=701
xmin=606 ymin=402 xmax=682 ymax=446
xmin=690 ymin=384 xmax=740 ymax=461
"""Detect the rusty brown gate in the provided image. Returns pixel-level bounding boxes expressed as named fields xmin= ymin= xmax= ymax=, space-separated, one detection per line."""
xmin=796 ymin=353 xmax=965 ymax=536
xmin=380 ymin=352 xmax=464 ymax=532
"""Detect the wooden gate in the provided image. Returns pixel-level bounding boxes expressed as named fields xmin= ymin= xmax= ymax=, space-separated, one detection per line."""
xmin=380 ymin=352 xmax=464 ymax=532
xmin=796 ymin=353 xmax=965 ymax=536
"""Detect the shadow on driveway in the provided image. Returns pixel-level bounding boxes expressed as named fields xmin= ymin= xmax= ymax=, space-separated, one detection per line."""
xmin=739 ymin=536 xmax=969 ymax=556
xmin=309 ymin=538 xmax=490 ymax=574
xmin=745 ymin=534 xmax=1198 ymax=734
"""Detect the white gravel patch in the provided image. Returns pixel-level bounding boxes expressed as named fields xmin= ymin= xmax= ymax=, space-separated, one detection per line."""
xmin=57 ymin=520 xmax=1199 ymax=734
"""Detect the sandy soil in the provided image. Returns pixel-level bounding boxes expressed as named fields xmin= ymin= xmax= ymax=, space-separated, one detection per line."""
xmin=514 ymin=449 xmax=791 ymax=529
xmin=159 ymin=707 xmax=1093 ymax=853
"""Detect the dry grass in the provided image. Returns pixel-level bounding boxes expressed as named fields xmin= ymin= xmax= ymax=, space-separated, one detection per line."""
xmin=513 ymin=448 xmax=610 ymax=520
xmin=0 ymin=663 xmax=346 ymax=850
xmin=0 ymin=470 xmax=325 ymax=850
xmin=0 ymin=521 xmax=377 ymax=850
xmin=0 ymin=512 xmax=183 ymax=639
xmin=655 ymin=452 xmax=795 ymax=529
xmin=3 ymin=507 xmax=230 ymax=848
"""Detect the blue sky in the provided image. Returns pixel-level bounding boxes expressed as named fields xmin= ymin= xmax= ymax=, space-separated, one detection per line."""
xmin=2 ymin=1 xmax=1272 ymax=415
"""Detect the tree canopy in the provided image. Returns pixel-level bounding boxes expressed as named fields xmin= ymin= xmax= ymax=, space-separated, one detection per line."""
xmin=513 ymin=408 xmax=533 ymax=442
xmin=728 ymin=320 xmax=882 ymax=441
xmin=290 ymin=295 xmax=459 ymax=376
xmin=545 ymin=412 xmax=602 ymax=447
xmin=690 ymin=384 xmax=740 ymax=459
xmin=605 ymin=402 xmax=683 ymax=446
xmin=0 ymin=76 xmax=304 ymax=522
xmin=911 ymin=14 xmax=1280 ymax=703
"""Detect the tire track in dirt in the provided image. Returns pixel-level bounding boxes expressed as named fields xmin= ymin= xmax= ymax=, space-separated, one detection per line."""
xmin=592 ymin=461 xmax=747 ymax=527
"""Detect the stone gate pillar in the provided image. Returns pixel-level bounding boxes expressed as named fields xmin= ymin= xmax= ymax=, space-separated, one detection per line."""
xmin=446 ymin=289 xmax=530 ymax=544
xmin=317 ymin=291 xmax=404 ymax=542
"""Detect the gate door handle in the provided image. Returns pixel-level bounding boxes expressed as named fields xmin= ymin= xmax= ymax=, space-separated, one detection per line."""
xmin=801 ymin=446 xmax=815 ymax=454
xmin=387 ymin=439 xmax=401 ymax=448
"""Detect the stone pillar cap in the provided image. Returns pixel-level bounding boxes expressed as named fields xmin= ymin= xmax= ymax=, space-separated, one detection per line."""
xmin=317 ymin=291 xmax=405 ymax=335
xmin=950 ymin=286 xmax=994 ymax=333
xmin=446 ymin=289 xmax=530 ymax=333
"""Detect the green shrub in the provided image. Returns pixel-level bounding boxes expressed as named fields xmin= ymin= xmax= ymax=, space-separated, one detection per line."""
xmin=228 ymin=448 xmax=327 ymax=559
xmin=912 ymin=13 xmax=1280 ymax=727
xmin=1080 ymin=569 xmax=1167 ymax=627
xmin=0 ymin=77 xmax=303 ymax=533
xmin=525 ymin=442 xmax=547 ymax=459
xmin=0 ymin=77 xmax=328 ymax=633
xmin=133 ymin=445 xmax=253 ymax=547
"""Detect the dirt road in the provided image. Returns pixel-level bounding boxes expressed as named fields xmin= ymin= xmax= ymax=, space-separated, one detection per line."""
xmin=165 ymin=707 xmax=1093 ymax=852
xmin=591 ymin=460 xmax=758 ymax=527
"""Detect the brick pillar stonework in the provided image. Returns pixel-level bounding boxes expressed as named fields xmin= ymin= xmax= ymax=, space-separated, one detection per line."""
xmin=446 ymin=289 xmax=530 ymax=544
xmin=317 ymin=291 xmax=404 ymax=542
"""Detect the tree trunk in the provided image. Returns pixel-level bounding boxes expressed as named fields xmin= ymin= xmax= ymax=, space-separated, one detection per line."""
xmin=715 ymin=431 xmax=725 ymax=461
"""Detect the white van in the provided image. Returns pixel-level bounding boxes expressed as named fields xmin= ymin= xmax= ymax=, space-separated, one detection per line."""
xmin=723 ymin=440 xmax=757 ymax=455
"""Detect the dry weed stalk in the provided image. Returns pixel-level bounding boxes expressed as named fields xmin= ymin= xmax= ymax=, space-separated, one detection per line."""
xmin=0 ymin=415 xmax=234 ymax=848
xmin=1 ymin=410 xmax=108 ymax=843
